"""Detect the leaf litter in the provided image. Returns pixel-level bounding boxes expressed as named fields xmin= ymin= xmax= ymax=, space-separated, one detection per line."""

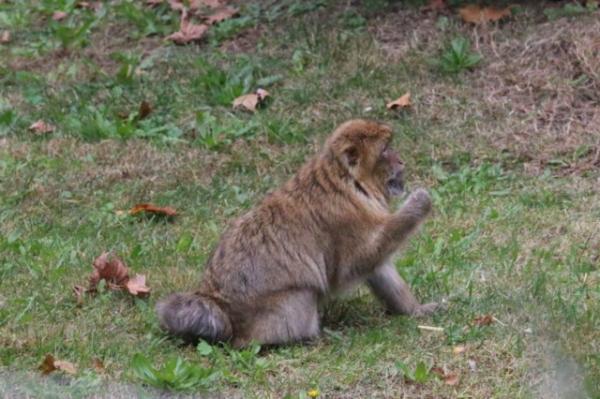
xmin=39 ymin=354 xmax=77 ymax=375
xmin=160 ymin=0 xmax=239 ymax=44
xmin=74 ymin=252 xmax=151 ymax=303
xmin=233 ymin=88 xmax=270 ymax=112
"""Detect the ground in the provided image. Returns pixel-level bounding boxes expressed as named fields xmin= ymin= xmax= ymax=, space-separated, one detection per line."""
xmin=0 ymin=1 xmax=599 ymax=398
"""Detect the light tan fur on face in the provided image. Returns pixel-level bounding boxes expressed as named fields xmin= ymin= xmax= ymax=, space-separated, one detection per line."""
xmin=157 ymin=119 xmax=439 ymax=347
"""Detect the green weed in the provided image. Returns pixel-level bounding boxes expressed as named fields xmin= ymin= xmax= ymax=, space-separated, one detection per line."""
xmin=436 ymin=37 xmax=482 ymax=74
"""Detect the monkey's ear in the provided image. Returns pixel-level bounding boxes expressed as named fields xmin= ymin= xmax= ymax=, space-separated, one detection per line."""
xmin=342 ymin=146 xmax=359 ymax=167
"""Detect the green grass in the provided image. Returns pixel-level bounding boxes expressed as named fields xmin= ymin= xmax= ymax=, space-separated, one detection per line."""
xmin=1 ymin=0 xmax=599 ymax=397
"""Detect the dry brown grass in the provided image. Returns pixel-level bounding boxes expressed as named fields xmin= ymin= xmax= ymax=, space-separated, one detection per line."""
xmin=372 ymin=7 xmax=600 ymax=175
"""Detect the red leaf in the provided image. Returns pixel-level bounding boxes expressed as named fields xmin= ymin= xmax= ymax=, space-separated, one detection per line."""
xmin=473 ymin=314 xmax=494 ymax=326
xmin=130 ymin=203 xmax=177 ymax=217
xmin=89 ymin=252 xmax=130 ymax=290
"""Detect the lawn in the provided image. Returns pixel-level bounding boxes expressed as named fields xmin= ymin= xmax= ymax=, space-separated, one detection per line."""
xmin=1 ymin=0 xmax=599 ymax=398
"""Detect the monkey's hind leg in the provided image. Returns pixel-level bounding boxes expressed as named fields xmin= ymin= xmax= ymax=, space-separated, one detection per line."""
xmin=233 ymin=290 xmax=320 ymax=348
xmin=367 ymin=262 xmax=438 ymax=316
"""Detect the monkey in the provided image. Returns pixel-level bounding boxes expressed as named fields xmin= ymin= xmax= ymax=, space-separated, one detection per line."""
xmin=156 ymin=119 xmax=438 ymax=347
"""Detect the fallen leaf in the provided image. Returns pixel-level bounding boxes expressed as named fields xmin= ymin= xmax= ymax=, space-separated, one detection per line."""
xmin=29 ymin=120 xmax=55 ymax=134
xmin=167 ymin=10 xmax=209 ymax=44
xmin=52 ymin=11 xmax=68 ymax=21
xmin=130 ymin=203 xmax=177 ymax=217
xmin=138 ymin=101 xmax=153 ymax=119
xmin=168 ymin=0 xmax=222 ymax=13
xmin=431 ymin=367 xmax=460 ymax=386
xmin=89 ymin=252 xmax=130 ymax=290
xmin=473 ymin=314 xmax=494 ymax=326
xmin=386 ymin=92 xmax=411 ymax=110
xmin=79 ymin=253 xmax=152 ymax=298
xmin=256 ymin=88 xmax=270 ymax=101
xmin=443 ymin=372 xmax=460 ymax=386
xmin=0 ymin=30 xmax=10 ymax=44
xmin=205 ymin=5 xmax=238 ymax=25
xmin=458 ymin=5 xmax=511 ymax=24
xmin=453 ymin=345 xmax=466 ymax=355
xmin=92 ymin=358 xmax=105 ymax=373
xmin=76 ymin=1 xmax=102 ymax=10
xmin=39 ymin=354 xmax=77 ymax=375
xmin=233 ymin=89 xmax=270 ymax=112
xmin=125 ymin=274 xmax=151 ymax=297
xmin=422 ymin=0 xmax=447 ymax=12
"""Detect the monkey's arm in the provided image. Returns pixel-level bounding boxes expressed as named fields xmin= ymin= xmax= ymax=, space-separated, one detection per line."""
xmin=367 ymin=262 xmax=438 ymax=316
xmin=377 ymin=188 xmax=432 ymax=255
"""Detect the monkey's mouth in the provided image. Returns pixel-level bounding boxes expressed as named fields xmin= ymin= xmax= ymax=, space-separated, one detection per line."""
xmin=386 ymin=174 xmax=404 ymax=197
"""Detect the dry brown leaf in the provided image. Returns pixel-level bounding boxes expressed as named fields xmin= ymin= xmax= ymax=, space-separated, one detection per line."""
xmin=130 ymin=203 xmax=177 ymax=217
xmin=422 ymin=0 xmax=447 ymax=12
xmin=76 ymin=1 xmax=102 ymax=10
xmin=29 ymin=120 xmax=55 ymax=134
xmin=452 ymin=345 xmax=466 ymax=355
xmin=126 ymin=274 xmax=151 ymax=297
xmin=386 ymin=92 xmax=411 ymax=110
xmin=89 ymin=252 xmax=130 ymax=290
xmin=167 ymin=10 xmax=209 ymax=44
xmin=138 ymin=101 xmax=153 ymax=119
xmin=80 ymin=252 xmax=152 ymax=297
xmin=0 ymin=30 xmax=10 ymax=44
xmin=233 ymin=89 xmax=270 ymax=112
xmin=458 ymin=4 xmax=511 ymax=24
xmin=39 ymin=354 xmax=77 ymax=375
xmin=205 ymin=5 xmax=238 ymax=25
xmin=431 ymin=367 xmax=460 ymax=386
xmin=443 ymin=372 xmax=460 ymax=386
xmin=168 ymin=0 xmax=222 ymax=12
xmin=473 ymin=314 xmax=494 ymax=326
xmin=52 ymin=11 xmax=68 ymax=21
xmin=92 ymin=358 xmax=105 ymax=373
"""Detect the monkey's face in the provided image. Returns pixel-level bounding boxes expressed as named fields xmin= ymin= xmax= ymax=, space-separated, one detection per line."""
xmin=381 ymin=148 xmax=404 ymax=197
xmin=327 ymin=119 xmax=405 ymax=200
xmin=374 ymin=141 xmax=405 ymax=198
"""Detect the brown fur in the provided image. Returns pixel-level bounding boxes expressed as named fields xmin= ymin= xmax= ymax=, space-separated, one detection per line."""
xmin=157 ymin=119 xmax=437 ymax=347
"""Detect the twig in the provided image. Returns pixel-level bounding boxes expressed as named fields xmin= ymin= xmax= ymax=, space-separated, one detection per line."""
xmin=418 ymin=325 xmax=444 ymax=332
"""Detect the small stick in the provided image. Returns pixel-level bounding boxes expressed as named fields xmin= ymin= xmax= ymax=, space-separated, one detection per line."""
xmin=418 ymin=325 xmax=444 ymax=332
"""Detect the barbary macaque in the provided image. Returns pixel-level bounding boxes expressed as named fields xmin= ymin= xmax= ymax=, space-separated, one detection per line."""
xmin=157 ymin=119 xmax=437 ymax=347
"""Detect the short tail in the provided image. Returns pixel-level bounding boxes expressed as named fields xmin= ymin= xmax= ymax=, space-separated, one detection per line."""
xmin=156 ymin=292 xmax=232 ymax=344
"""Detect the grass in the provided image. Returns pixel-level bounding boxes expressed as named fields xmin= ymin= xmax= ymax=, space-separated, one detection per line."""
xmin=1 ymin=0 xmax=599 ymax=397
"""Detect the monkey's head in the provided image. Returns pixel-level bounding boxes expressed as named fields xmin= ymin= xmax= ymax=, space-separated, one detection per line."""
xmin=326 ymin=119 xmax=405 ymax=200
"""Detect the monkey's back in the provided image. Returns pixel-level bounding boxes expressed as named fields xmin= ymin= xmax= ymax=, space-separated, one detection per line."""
xmin=198 ymin=155 xmax=382 ymax=306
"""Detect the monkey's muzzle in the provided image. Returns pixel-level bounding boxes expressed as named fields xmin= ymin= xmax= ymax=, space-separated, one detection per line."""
xmin=386 ymin=171 xmax=404 ymax=197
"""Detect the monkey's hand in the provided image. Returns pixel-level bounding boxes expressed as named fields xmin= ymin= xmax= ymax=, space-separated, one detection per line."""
xmin=402 ymin=188 xmax=432 ymax=218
